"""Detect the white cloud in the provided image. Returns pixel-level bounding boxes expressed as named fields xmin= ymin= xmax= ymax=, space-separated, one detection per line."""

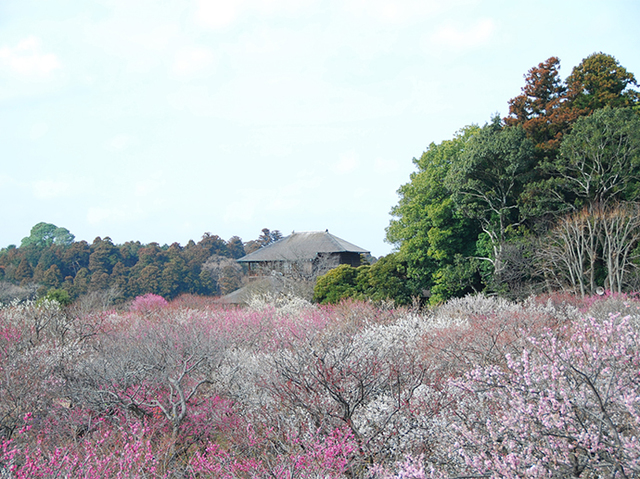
xmin=334 ymin=152 xmax=360 ymax=174
xmin=195 ymin=0 xmax=242 ymax=29
xmin=341 ymin=0 xmax=470 ymax=25
xmin=32 ymin=180 xmax=71 ymax=199
xmin=343 ymin=0 xmax=432 ymax=24
xmin=84 ymin=10 xmax=180 ymax=73
xmin=352 ymin=186 xmax=368 ymax=199
xmin=429 ymin=18 xmax=495 ymax=50
xmin=87 ymin=206 xmax=128 ymax=225
xmin=0 ymin=37 xmax=61 ymax=78
xmin=172 ymin=46 xmax=215 ymax=77
xmin=166 ymin=84 xmax=219 ymax=116
xmin=223 ymin=180 xmax=321 ymax=224
xmin=224 ymin=193 xmax=257 ymax=223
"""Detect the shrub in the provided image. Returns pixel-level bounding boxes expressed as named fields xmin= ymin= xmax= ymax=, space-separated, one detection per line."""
xmin=129 ymin=293 xmax=168 ymax=313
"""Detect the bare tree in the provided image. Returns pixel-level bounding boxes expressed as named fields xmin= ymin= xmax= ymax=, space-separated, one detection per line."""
xmin=537 ymin=202 xmax=640 ymax=295
xmin=600 ymin=202 xmax=640 ymax=292
xmin=536 ymin=207 xmax=601 ymax=296
xmin=201 ymin=254 xmax=243 ymax=295
xmin=67 ymin=314 xmax=226 ymax=457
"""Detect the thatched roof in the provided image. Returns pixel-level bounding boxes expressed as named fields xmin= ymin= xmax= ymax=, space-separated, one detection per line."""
xmin=237 ymin=231 xmax=369 ymax=263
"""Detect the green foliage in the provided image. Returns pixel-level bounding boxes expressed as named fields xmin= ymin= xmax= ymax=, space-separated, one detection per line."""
xmin=42 ymin=288 xmax=72 ymax=307
xmin=388 ymin=53 xmax=640 ymax=301
xmin=313 ymin=264 xmax=361 ymax=304
xmin=505 ymin=53 xmax=638 ymax=158
xmin=386 ymin=126 xmax=482 ymax=301
xmin=551 ymin=107 xmax=640 ymax=206
xmin=20 ymin=222 xmax=75 ymax=248
xmin=566 ymin=52 xmax=639 ymax=112
xmin=446 ymin=119 xmax=537 ymax=283
xmin=364 ymin=254 xmax=413 ymax=305
xmin=313 ymin=254 xmax=415 ymax=306
xmin=448 ymin=119 xmax=536 ymax=234
xmin=430 ymin=254 xmax=481 ymax=304
xmin=0 ymin=223 xmax=253 ymax=303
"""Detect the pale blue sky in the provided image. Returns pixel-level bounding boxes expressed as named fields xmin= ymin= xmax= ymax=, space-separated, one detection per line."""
xmin=1 ymin=0 xmax=638 ymax=256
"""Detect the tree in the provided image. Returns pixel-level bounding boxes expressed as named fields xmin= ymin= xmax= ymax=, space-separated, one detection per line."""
xmin=88 ymin=237 xmax=120 ymax=277
xmin=364 ymin=253 xmax=413 ymax=305
xmin=13 ymin=258 xmax=33 ymax=285
xmin=505 ymin=53 xmax=639 ymax=157
xmin=128 ymin=264 xmax=162 ymax=297
xmin=505 ymin=56 xmax=581 ymax=153
xmin=158 ymin=243 xmax=189 ymax=299
xmin=197 ymin=233 xmax=230 ymax=258
xmin=566 ymin=52 xmax=639 ymax=112
xmin=258 ymin=228 xmax=283 ymax=247
xmin=201 ymin=255 xmax=243 ymax=296
xmin=313 ymin=264 xmax=360 ymax=304
xmin=41 ymin=264 xmax=62 ymax=290
xmin=43 ymin=288 xmax=72 ymax=307
xmin=268 ymin=312 xmax=431 ymax=467
xmin=226 ymin=236 xmax=246 ymax=259
xmin=71 ymin=267 xmax=90 ymax=297
xmin=20 ymin=222 xmax=75 ymax=248
xmin=244 ymin=228 xmax=284 ymax=254
xmin=60 ymin=240 xmax=90 ymax=277
xmin=448 ymin=313 xmax=640 ymax=478
xmin=536 ymin=207 xmax=601 ymax=296
xmin=545 ymin=107 xmax=640 ymax=207
xmin=386 ymin=126 xmax=482 ymax=303
xmin=312 ymin=255 xmax=414 ymax=306
xmin=68 ymin=314 xmax=226 ymax=455
xmin=537 ymin=202 xmax=640 ymax=295
xmin=110 ymin=260 xmax=128 ymax=292
xmin=446 ymin=119 xmax=537 ymax=281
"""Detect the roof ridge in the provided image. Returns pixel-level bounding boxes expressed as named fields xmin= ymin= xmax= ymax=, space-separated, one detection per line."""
xmin=237 ymin=230 xmax=368 ymax=263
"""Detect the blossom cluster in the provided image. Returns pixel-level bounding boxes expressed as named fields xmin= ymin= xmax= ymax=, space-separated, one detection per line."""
xmin=1 ymin=291 xmax=639 ymax=478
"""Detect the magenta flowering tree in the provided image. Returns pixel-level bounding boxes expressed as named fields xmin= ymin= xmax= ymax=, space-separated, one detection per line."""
xmin=129 ymin=293 xmax=169 ymax=313
xmin=66 ymin=311 xmax=227 ymax=461
xmin=1 ymin=417 xmax=163 ymax=479
xmin=188 ymin=426 xmax=357 ymax=478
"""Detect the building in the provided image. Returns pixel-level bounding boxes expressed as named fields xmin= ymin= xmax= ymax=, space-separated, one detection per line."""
xmin=237 ymin=230 xmax=370 ymax=280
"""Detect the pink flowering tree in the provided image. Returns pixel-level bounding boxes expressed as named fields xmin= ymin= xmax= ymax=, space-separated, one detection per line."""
xmin=129 ymin=293 xmax=169 ymax=313
xmin=442 ymin=311 xmax=640 ymax=478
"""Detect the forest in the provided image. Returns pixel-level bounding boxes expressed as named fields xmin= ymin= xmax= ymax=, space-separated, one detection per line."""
xmin=1 ymin=51 xmax=640 ymax=478
xmin=382 ymin=52 xmax=640 ymax=304
xmin=0 ymin=225 xmax=285 ymax=305
xmin=315 ymin=53 xmax=640 ymax=306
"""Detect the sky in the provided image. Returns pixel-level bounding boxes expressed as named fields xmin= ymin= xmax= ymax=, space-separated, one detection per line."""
xmin=1 ymin=0 xmax=639 ymax=257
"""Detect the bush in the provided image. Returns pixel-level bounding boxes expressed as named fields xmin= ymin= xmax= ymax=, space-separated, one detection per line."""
xmin=129 ymin=293 xmax=168 ymax=313
xmin=41 ymin=288 xmax=72 ymax=307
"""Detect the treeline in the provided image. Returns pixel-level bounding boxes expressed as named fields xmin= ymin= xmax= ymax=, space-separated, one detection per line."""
xmin=0 ymin=224 xmax=282 ymax=303
xmin=316 ymin=52 xmax=640 ymax=305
